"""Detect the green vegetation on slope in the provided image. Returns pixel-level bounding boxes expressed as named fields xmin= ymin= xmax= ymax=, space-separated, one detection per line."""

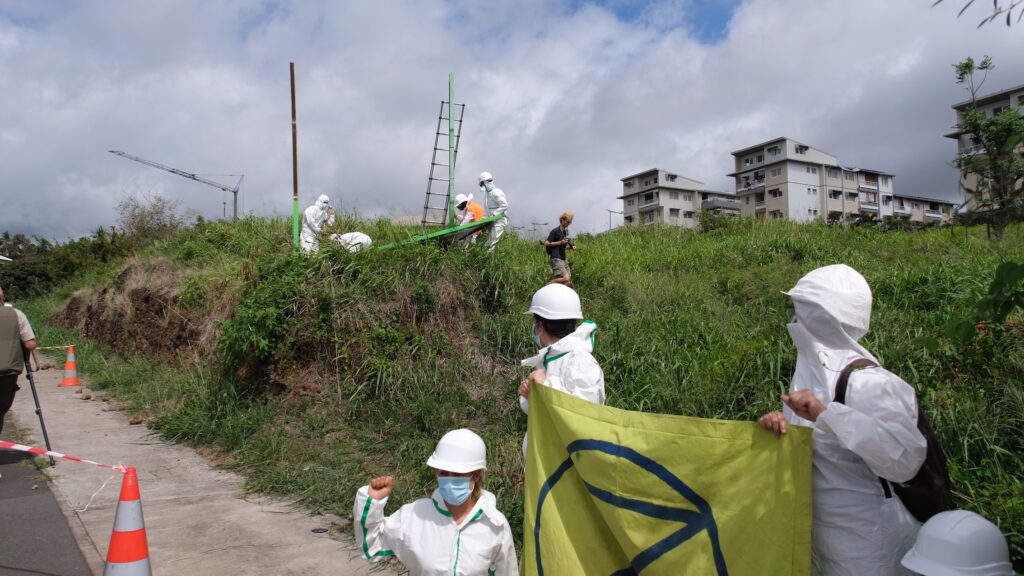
xmin=19 ymin=217 xmax=1024 ymax=563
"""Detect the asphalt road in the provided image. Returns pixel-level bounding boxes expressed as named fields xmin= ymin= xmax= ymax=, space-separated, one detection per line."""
xmin=1 ymin=415 xmax=93 ymax=576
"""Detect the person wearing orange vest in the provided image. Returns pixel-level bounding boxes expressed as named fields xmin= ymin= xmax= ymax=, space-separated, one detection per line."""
xmin=454 ymin=193 xmax=484 ymax=242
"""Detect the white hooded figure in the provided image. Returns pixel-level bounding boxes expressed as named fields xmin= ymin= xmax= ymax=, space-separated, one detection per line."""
xmin=330 ymin=232 xmax=372 ymax=253
xmin=479 ymin=172 xmax=508 ymax=253
xmin=300 ymin=194 xmax=334 ymax=253
xmin=519 ymin=285 xmax=605 ymax=457
xmin=777 ymin=264 xmax=927 ymax=576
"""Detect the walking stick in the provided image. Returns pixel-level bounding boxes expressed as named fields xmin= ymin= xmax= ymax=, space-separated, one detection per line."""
xmin=22 ymin=347 xmax=55 ymax=466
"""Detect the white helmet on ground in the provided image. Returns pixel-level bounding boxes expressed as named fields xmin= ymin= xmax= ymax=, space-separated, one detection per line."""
xmin=478 ymin=172 xmax=493 ymax=185
xmin=454 ymin=193 xmax=473 ymax=206
xmin=527 ymin=284 xmax=583 ymax=320
xmin=901 ymin=510 xmax=1013 ymax=576
xmin=426 ymin=429 xmax=487 ymax=474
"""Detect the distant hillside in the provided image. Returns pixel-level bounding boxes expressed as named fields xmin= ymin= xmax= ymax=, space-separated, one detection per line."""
xmin=19 ymin=216 xmax=1024 ymax=562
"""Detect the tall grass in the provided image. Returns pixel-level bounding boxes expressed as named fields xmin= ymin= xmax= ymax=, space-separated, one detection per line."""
xmin=20 ymin=218 xmax=1024 ymax=564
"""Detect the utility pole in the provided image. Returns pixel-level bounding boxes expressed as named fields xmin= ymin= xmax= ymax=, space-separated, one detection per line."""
xmin=290 ymin=62 xmax=300 ymax=251
xmin=530 ymin=221 xmax=549 ymax=238
xmin=606 ymin=209 xmax=624 ymax=231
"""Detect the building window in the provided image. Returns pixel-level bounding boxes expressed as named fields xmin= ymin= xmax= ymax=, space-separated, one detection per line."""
xmin=667 ymin=174 xmax=677 ymax=182
xmin=769 ymin=210 xmax=784 ymax=219
xmin=807 ymin=208 xmax=820 ymax=216
xmin=643 ymin=179 xmax=650 ymax=186
xmin=744 ymin=196 xmax=750 ymax=205
xmin=1018 ymin=95 xmax=1024 ymax=106
xmin=795 ymin=145 xmax=808 ymax=154
xmin=992 ymin=106 xmax=1003 ymax=116
xmin=844 ymin=173 xmax=855 ymax=181
xmin=627 ymin=199 xmax=634 ymax=206
xmin=669 ymin=192 xmax=679 ymax=200
xmin=828 ymin=168 xmax=839 ymax=179
xmin=770 ymin=167 xmax=782 ymax=177
xmin=805 ymin=166 xmax=818 ymax=174
xmin=653 ymin=174 xmax=658 ymax=182
xmin=913 ymin=202 xmax=920 ymax=210
xmin=625 ymin=181 xmax=633 ymax=189
xmin=769 ymin=188 xmax=783 ymax=199
xmin=683 ymin=193 xmax=693 ymax=202
xmin=644 ymin=211 xmax=656 ymax=223
xmin=847 ymin=192 xmax=858 ymax=200
xmin=625 ymin=215 xmax=634 ymax=223
xmin=756 ymin=154 xmax=764 ymax=163
xmin=767 ymin=145 xmax=781 ymax=156
xmin=881 ymin=176 xmax=890 ymax=186
xmin=670 ymin=208 xmax=680 ymax=217
xmin=808 ymin=187 xmax=818 ymax=195
xmin=684 ymin=211 xmax=694 ymax=219
xmin=829 ymin=190 xmax=842 ymax=199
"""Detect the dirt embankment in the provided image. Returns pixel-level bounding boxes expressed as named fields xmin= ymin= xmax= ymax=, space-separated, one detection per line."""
xmin=54 ymin=257 xmax=218 ymax=359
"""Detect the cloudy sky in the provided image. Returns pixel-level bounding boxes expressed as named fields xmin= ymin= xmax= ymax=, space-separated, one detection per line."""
xmin=1 ymin=0 xmax=1022 ymax=239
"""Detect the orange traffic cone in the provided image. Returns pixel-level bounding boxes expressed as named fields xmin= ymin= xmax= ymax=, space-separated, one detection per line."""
xmin=59 ymin=346 xmax=81 ymax=387
xmin=104 ymin=467 xmax=152 ymax=575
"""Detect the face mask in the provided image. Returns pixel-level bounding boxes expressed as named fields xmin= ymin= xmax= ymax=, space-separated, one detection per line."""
xmin=532 ymin=324 xmax=543 ymax=348
xmin=438 ymin=476 xmax=473 ymax=506
xmin=319 ymin=203 xmax=328 ymax=211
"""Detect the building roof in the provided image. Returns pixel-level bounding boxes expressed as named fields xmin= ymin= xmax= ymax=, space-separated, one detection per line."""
xmin=842 ymin=166 xmax=895 ymax=177
xmin=952 ymin=82 xmax=1024 ymax=110
xmin=893 ymin=193 xmax=957 ymax=205
xmin=620 ymin=168 xmax=661 ymax=182
xmin=730 ymin=136 xmax=837 ymax=158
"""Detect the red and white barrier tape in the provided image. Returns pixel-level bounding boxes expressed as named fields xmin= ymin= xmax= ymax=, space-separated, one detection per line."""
xmin=0 ymin=440 xmax=126 ymax=472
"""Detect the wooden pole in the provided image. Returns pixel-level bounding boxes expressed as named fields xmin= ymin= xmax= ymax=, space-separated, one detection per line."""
xmin=291 ymin=63 xmax=300 ymax=251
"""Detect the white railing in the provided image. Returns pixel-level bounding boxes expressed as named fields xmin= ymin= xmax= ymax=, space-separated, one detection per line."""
xmin=925 ymin=210 xmax=944 ymax=218
xmin=894 ymin=206 xmax=911 ymax=214
xmin=737 ymin=181 xmax=765 ymax=193
xmin=858 ymin=183 xmax=879 ymax=191
xmin=754 ymin=201 xmax=766 ymax=210
xmin=638 ymin=197 xmax=659 ymax=208
xmin=860 ymin=202 xmax=879 ymax=210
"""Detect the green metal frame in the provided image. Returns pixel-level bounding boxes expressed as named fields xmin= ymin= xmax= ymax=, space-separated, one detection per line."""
xmin=377 ymin=215 xmax=504 ymax=250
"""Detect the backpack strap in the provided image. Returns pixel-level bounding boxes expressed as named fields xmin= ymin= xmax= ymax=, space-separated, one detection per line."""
xmin=833 ymin=358 xmax=878 ymax=405
xmin=832 ymin=358 xmax=894 ymax=498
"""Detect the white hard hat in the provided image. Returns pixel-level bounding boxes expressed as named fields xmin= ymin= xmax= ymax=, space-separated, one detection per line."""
xmin=527 ymin=284 xmax=583 ymax=320
xmin=478 ymin=171 xmax=493 ymax=185
xmin=455 ymin=193 xmax=473 ymax=205
xmin=426 ymin=429 xmax=486 ymax=474
xmin=901 ymin=510 xmax=1013 ymax=576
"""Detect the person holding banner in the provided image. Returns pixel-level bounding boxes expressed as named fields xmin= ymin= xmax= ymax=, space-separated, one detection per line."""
xmin=518 ymin=284 xmax=604 ymax=456
xmin=353 ymin=428 xmax=518 ymax=576
xmin=759 ymin=264 xmax=926 ymax=576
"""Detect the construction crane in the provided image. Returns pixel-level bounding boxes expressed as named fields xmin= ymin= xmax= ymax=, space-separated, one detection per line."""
xmin=108 ymin=150 xmax=243 ymax=220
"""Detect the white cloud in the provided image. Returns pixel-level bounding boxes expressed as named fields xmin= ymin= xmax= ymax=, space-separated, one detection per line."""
xmin=0 ymin=0 xmax=1022 ymax=239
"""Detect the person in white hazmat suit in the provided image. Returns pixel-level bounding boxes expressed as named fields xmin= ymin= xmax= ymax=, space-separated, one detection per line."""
xmin=353 ymin=428 xmax=518 ymax=576
xmin=299 ymin=194 xmax=334 ymax=253
xmin=901 ymin=510 xmax=1014 ymax=576
xmin=329 ymin=232 xmax=372 ymax=253
xmin=517 ymin=284 xmax=604 ymax=456
xmin=479 ymin=172 xmax=509 ymax=253
xmin=759 ymin=264 xmax=927 ymax=576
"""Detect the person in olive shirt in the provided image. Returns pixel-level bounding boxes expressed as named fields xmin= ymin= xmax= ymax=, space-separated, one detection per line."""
xmin=542 ymin=212 xmax=576 ymax=285
xmin=1 ymin=286 xmax=37 ymax=437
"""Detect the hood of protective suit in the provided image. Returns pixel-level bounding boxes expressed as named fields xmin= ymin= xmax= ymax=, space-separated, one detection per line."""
xmin=784 ymin=264 xmax=878 ymax=364
xmin=317 ymin=194 xmax=330 ymax=205
xmin=521 ymin=320 xmax=597 ymax=369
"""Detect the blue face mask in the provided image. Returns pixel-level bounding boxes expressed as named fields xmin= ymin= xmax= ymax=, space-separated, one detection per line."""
xmin=532 ymin=324 xmax=543 ymax=348
xmin=438 ymin=476 xmax=473 ymax=506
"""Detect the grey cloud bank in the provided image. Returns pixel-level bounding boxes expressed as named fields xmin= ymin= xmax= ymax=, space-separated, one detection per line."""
xmin=1 ymin=0 xmax=1022 ymax=239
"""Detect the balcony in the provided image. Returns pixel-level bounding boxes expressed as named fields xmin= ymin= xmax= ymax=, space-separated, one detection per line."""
xmin=754 ymin=202 xmax=766 ymax=211
xmin=894 ymin=206 xmax=911 ymax=215
xmin=925 ymin=210 xmax=944 ymax=219
xmin=737 ymin=180 xmax=766 ymax=193
xmin=638 ymin=195 xmax=660 ymax=209
xmin=858 ymin=183 xmax=879 ymax=191
xmin=860 ymin=202 xmax=879 ymax=212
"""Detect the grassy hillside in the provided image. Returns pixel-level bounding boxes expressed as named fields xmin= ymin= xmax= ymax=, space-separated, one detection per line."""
xmin=18 ymin=217 xmax=1024 ymax=564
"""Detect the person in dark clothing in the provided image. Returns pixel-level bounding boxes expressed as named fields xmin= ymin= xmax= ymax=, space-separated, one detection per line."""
xmin=542 ymin=212 xmax=575 ymax=285
xmin=1 ymin=286 xmax=37 ymax=438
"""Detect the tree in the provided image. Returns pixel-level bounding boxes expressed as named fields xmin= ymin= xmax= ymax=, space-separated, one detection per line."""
xmin=952 ymin=56 xmax=1024 ymax=239
xmin=934 ymin=0 xmax=1024 ymax=27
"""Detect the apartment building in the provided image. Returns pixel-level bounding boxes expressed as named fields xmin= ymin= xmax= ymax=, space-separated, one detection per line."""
xmin=944 ymin=82 xmax=1024 ymax=211
xmin=730 ymin=137 xmax=896 ymax=222
xmin=891 ymin=194 xmax=956 ymax=225
xmin=619 ymin=168 xmax=739 ymax=228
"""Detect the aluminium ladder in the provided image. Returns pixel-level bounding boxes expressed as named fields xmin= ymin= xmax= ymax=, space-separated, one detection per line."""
xmin=420 ymin=96 xmax=465 ymax=231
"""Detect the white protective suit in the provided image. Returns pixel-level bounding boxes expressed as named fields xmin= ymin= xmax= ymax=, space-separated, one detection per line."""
xmin=329 ymin=232 xmax=372 ymax=253
xmin=299 ymin=195 xmax=334 ymax=253
xmin=483 ymin=183 xmax=509 ymax=253
xmin=353 ymin=486 xmax=518 ymax=576
xmin=520 ymin=320 xmax=604 ymax=454
xmin=783 ymin=265 xmax=927 ymax=576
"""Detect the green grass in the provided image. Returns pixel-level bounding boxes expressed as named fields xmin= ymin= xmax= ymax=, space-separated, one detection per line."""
xmin=19 ymin=217 xmax=1024 ymax=565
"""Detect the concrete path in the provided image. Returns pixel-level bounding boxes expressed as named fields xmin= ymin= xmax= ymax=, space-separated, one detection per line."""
xmin=0 ymin=415 xmax=93 ymax=576
xmin=9 ymin=366 xmax=392 ymax=576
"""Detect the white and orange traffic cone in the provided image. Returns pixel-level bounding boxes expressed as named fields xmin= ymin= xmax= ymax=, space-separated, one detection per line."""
xmin=59 ymin=345 xmax=81 ymax=387
xmin=104 ymin=467 xmax=151 ymax=575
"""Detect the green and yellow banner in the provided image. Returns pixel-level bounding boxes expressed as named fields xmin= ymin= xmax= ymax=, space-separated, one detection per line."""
xmin=524 ymin=385 xmax=813 ymax=576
